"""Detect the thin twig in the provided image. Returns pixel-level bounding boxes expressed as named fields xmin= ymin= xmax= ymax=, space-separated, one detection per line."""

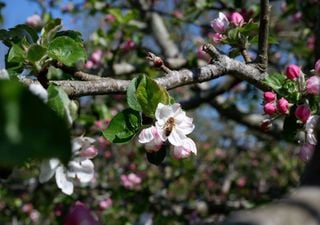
xmin=256 ymin=0 xmax=270 ymax=71
xmin=240 ymin=48 xmax=252 ymax=63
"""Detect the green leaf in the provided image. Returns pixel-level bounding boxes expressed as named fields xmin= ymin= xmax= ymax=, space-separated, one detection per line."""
xmin=135 ymin=75 xmax=170 ymax=117
xmin=27 ymin=44 xmax=47 ymax=62
xmin=108 ymin=8 xmax=123 ymax=23
xmin=146 ymin=145 xmax=167 ymax=165
xmin=47 ymin=85 xmax=75 ymax=125
xmin=127 ymin=76 xmax=143 ymax=111
xmin=48 ymin=36 xmax=86 ymax=66
xmin=7 ymin=44 xmax=25 ymax=63
xmin=54 ymin=30 xmax=83 ymax=43
xmin=0 ymin=80 xmax=71 ymax=167
xmin=103 ymin=108 xmax=141 ymax=143
xmin=263 ymin=73 xmax=285 ymax=91
xmin=41 ymin=18 xmax=62 ymax=45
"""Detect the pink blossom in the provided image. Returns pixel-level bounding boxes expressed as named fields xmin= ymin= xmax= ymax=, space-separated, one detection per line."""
xmin=315 ymin=59 xmax=320 ymax=74
xmin=79 ymin=146 xmax=98 ymax=158
xmin=210 ymin=12 xmax=229 ymax=33
xmin=85 ymin=60 xmax=94 ymax=69
xmin=30 ymin=210 xmax=40 ymax=222
xmin=26 ymin=14 xmax=42 ymax=28
xmin=292 ymin=11 xmax=302 ymax=23
xmin=120 ymin=173 xmax=142 ymax=189
xmin=277 ymin=98 xmax=289 ymax=114
xmin=91 ymin=49 xmax=103 ymax=64
xmin=22 ymin=203 xmax=33 ymax=213
xmin=64 ymin=201 xmax=100 ymax=225
xmin=263 ymin=91 xmax=276 ymax=103
xmin=172 ymin=138 xmax=197 ymax=159
xmin=104 ymin=14 xmax=116 ymax=23
xmin=299 ymin=143 xmax=315 ymax=162
xmin=197 ymin=47 xmax=210 ymax=62
xmin=263 ymin=102 xmax=276 ymax=115
xmin=295 ymin=104 xmax=311 ymax=123
xmin=230 ymin=12 xmax=244 ymax=27
xmin=138 ymin=126 xmax=163 ymax=152
xmin=99 ymin=197 xmax=112 ymax=210
xmin=211 ymin=33 xmax=224 ymax=44
xmin=236 ymin=177 xmax=246 ymax=188
xmin=306 ymin=76 xmax=320 ymax=95
xmin=173 ymin=10 xmax=183 ymax=19
xmin=285 ymin=64 xmax=301 ymax=80
xmin=307 ymin=35 xmax=315 ymax=50
xmin=121 ymin=39 xmax=135 ymax=52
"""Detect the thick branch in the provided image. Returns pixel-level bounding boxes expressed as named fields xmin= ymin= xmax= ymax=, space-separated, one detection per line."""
xmin=256 ymin=0 xmax=270 ymax=71
xmin=52 ymin=46 xmax=269 ymax=97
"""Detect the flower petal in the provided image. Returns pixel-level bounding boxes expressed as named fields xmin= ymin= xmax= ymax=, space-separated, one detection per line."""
xmin=55 ymin=166 xmax=74 ymax=195
xmin=155 ymin=103 xmax=173 ymax=121
xmin=68 ymin=159 xmax=94 ymax=183
xmin=168 ymin=128 xmax=187 ymax=146
xmin=138 ymin=126 xmax=155 ymax=143
xmin=172 ymin=138 xmax=197 ymax=159
xmin=39 ymin=159 xmax=60 ymax=183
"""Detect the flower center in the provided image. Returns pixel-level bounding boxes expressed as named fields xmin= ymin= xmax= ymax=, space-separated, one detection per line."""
xmin=164 ymin=117 xmax=175 ymax=136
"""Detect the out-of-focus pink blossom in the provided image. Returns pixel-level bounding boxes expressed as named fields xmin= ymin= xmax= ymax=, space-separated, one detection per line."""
xmin=280 ymin=2 xmax=287 ymax=12
xmin=96 ymin=136 xmax=110 ymax=151
xmin=121 ymin=39 xmax=135 ymax=52
xmin=173 ymin=10 xmax=183 ymax=19
xmin=230 ymin=12 xmax=244 ymax=27
xmin=277 ymin=98 xmax=289 ymax=114
xmin=307 ymin=35 xmax=315 ymax=50
xmin=22 ymin=203 xmax=33 ymax=213
xmin=120 ymin=173 xmax=142 ymax=189
xmin=64 ymin=201 xmax=100 ymax=225
xmin=285 ymin=64 xmax=301 ymax=80
xmin=85 ymin=60 xmax=94 ymax=69
xmin=26 ymin=14 xmax=42 ymax=28
xmin=263 ymin=92 xmax=276 ymax=103
xmin=236 ymin=177 xmax=246 ymax=188
xmin=211 ymin=33 xmax=224 ymax=44
xmin=299 ymin=143 xmax=315 ymax=162
xmin=197 ymin=46 xmax=210 ymax=62
xmin=292 ymin=11 xmax=302 ymax=23
xmin=295 ymin=104 xmax=311 ymax=123
xmin=30 ymin=210 xmax=40 ymax=222
xmin=306 ymin=76 xmax=320 ymax=95
xmin=104 ymin=14 xmax=116 ymax=23
xmin=99 ymin=197 xmax=112 ymax=210
xmin=315 ymin=59 xmax=320 ymax=75
xmin=91 ymin=49 xmax=103 ymax=64
xmin=210 ymin=12 xmax=229 ymax=33
xmin=263 ymin=102 xmax=276 ymax=115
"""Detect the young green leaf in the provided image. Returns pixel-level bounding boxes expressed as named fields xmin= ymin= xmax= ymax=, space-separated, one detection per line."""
xmin=103 ymin=109 xmax=141 ymax=143
xmin=48 ymin=36 xmax=86 ymax=66
xmin=41 ymin=18 xmax=62 ymax=45
xmin=0 ymin=80 xmax=71 ymax=167
xmin=27 ymin=44 xmax=47 ymax=62
xmin=127 ymin=75 xmax=143 ymax=111
xmin=7 ymin=44 xmax=25 ymax=63
xmin=263 ymin=73 xmax=286 ymax=91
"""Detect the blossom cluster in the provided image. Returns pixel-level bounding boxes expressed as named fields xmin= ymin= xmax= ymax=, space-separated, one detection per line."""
xmin=210 ymin=12 xmax=244 ymax=44
xmin=39 ymin=136 xmax=98 ymax=195
xmin=262 ymin=59 xmax=320 ymax=162
xmin=138 ymin=103 xmax=197 ymax=159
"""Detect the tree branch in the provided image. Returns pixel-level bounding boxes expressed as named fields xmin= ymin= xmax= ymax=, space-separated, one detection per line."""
xmin=256 ymin=0 xmax=270 ymax=71
xmin=51 ymin=45 xmax=269 ymax=97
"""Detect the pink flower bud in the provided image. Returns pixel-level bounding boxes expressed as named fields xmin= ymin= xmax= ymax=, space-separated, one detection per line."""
xmin=263 ymin=91 xmax=276 ymax=103
xmin=85 ymin=60 xmax=94 ymax=69
xmin=230 ymin=12 xmax=244 ymax=27
xmin=315 ymin=59 xmax=320 ymax=74
xmin=99 ymin=197 xmax=112 ymax=210
xmin=285 ymin=64 xmax=301 ymax=80
xmin=263 ymin=102 xmax=276 ymax=115
xmin=211 ymin=33 xmax=224 ymax=44
xmin=306 ymin=76 xmax=320 ymax=95
xmin=210 ymin=12 xmax=229 ymax=33
xmin=26 ymin=14 xmax=42 ymax=28
xmin=295 ymin=104 xmax=311 ymax=123
xmin=197 ymin=47 xmax=210 ymax=62
xmin=299 ymin=143 xmax=315 ymax=162
xmin=91 ymin=49 xmax=103 ymax=64
xmin=64 ymin=201 xmax=100 ymax=225
xmin=277 ymin=98 xmax=289 ymax=114
xmin=80 ymin=146 xmax=98 ymax=159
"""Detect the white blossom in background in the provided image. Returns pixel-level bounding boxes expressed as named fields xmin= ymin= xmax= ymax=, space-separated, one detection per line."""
xmin=0 ymin=69 xmax=9 ymax=80
xmin=29 ymin=83 xmax=48 ymax=103
xmin=39 ymin=137 xmax=97 ymax=195
xmin=305 ymin=115 xmax=320 ymax=145
xmin=138 ymin=103 xmax=197 ymax=159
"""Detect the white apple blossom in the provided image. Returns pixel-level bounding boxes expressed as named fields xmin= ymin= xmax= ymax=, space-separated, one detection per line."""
xmin=39 ymin=137 xmax=96 ymax=195
xmin=138 ymin=103 xmax=197 ymax=159
xmin=305 ymin=115 xmax=320 ymax=145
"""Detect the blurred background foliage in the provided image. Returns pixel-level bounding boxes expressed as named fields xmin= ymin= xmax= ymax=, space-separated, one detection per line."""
xmin=1 ymin=0 xmax=317 ymax=224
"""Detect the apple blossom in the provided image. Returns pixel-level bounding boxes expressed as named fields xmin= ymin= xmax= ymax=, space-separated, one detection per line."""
xmin=306 ymin=76 xmax=320 ymax=94
xmin=277 ymin=98 xmax=289 ymax=114
xmin=138 ymin=126 xmax=163 ymax=152
xmin=99 ymin=197 xmax=113 ymax=210
xmin=39 ymin=137 xmax=96 ymax=195
xmin=295 ymin=104 xmax=311 ymax=123
xmin=91 ymin=49 xmax=103 ymax=64
xmin=263 ymin=102 xmax=276 ymax=115
xmin=120 ymin=173 xmax=142 ymax=189
xmin=210 ymin=12 xmax=229 ymax=33
xmin=230 ymin=12 xmax=244 ymax=27
xmin=315 ymin=59 xmax=320 ymax=74
xmin=211 ymin=33 xmax=224 ymax=44
xmin=285 ymin=64 xmax=301 ymax=80
xmin=172 ymin=137 xmax=197 ymax=159
xmin=305 ymin=115 xmax=320 ymax=145
xmin=0 ymin=69 xmax=9 ymax=80
xmin=263 ymin=91 xmax=276 ymax=103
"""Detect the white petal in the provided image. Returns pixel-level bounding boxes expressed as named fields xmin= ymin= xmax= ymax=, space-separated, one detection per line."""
xmin=39 ymin=159 xmax=60 ymax=183
xmin=176 ymin=118 xmax=195 ymax=135
xmin=55 ymin=166 xmax=74 ymax=195
xmin=138 ymin=126 xmax=155 ymax=143
xmin=155 ymin=103 xmax=173 ymax=121
xmin=172 ymin=138 xmax=197 ymax=159
xmin=68 ymin=159 xmax=94 ymax=183
xmin=168 ymin=128 xmax=187 ymax=146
